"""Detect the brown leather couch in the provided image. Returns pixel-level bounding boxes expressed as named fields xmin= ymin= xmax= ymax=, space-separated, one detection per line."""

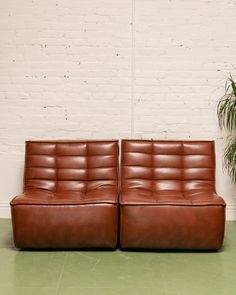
xmin=120 ymin=140 xmax=226 ymax=250
xmin=10 ymin=140 xmax=119 ymax=249
xmin=11 ymin=139 xmax=226 ymax=250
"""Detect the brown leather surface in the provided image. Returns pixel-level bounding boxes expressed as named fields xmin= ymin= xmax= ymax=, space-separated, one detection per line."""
xmin=120 ymin=189 xmax=224 ymax=206
xmin=12 ymin=204 xmax=117 ymax=249
xmin=11 ymin=189 xmax=118 ymax=205
xmin=120 ymin=140 xmax=226 ymax=250
xmin=23 ymin=140 xmax=118 ymax=192
xmin=11 ymin=140 xmax=119 ymax=249
xmin=11 ymin=139 xmax=226 ymax=250
xmin=120 ymin=205 xmax=225 ymax=250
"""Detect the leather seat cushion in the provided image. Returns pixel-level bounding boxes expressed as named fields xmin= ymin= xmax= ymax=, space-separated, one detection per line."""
xmin=11 ymin=188 xmax=118 ymax=206
xmin=120 ymin=189 xmax=225 ymax=206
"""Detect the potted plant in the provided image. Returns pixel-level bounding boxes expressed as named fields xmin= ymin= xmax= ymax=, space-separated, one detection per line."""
xmin=217 ymin=72 xmax=236 ymax=182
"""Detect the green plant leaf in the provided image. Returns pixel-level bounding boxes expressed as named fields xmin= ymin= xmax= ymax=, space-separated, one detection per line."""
xmin=232 ymin=81 xmax=236 ymax=96
xmin=224 ymin=138 xmax=236 ymax=183
xmin=217 ymin=72 xmax=236 ymax=132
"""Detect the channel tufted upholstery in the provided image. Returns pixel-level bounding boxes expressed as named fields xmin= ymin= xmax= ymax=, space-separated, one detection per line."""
xmin=120 ymin=140 xmax=226 ymax=250
xmin=11 ymin=140 xmax=118 ymax=249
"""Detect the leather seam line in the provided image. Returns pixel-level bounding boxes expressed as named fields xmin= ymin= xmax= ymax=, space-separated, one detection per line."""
xmin=122 ymin=152 xmax=212 ymax=156
xmin=10 ymin=202 xmax=118 ymax=207
xmin=119 ymin=204 xmax=226 ymax=207
xmin=27 ymin=154 xmax=116 ymax=157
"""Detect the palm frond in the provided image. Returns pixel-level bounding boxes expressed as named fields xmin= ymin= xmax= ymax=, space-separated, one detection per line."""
xmin=217 ymin=73 xmax=236 ymax=132
xmin=230 ymin=78 xmax=236 ymax=96
xmin=217 ymin=95 xmax=236 ymax=131
xmin=224 ymin=138 xmax=236 ymax=183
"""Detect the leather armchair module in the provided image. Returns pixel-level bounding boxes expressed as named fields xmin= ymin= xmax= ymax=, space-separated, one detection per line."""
xmin=120 ymin=140 xmax=226 ymax=250
xmin=10 ymin=140 xmax=119 ymax=249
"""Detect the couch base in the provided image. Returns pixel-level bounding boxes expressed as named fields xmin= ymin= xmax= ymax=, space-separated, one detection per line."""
xmin=11 ymin=203 xmax=118 ymax=249
xmin=120 ymin=205 xmax=225 ymax=250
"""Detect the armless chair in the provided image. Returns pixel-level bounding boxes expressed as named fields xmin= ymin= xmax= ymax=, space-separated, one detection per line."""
xmin=11 ymin=140 xmax=118 ymax=249
xmin=120 ymin=140 xmax=226 ymax=250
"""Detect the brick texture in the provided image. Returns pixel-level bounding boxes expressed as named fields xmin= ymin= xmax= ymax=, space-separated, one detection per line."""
xmin=0 ymin=0 xmax=236 ymax=218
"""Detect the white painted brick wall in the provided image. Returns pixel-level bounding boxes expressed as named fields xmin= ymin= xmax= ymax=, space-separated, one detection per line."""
xmin=0 ymin=0 xmax=236 ymax=219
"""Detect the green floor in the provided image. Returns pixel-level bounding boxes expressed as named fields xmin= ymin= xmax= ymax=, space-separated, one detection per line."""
xmin=1 ymin=220 xmax=236 ymax=295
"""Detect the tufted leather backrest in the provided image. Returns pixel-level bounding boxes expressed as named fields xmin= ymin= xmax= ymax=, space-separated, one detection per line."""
xmin=24 ymin=140 xmax=118 ymax=192
xmin=121 ymin=140 xmax=215 ymax=192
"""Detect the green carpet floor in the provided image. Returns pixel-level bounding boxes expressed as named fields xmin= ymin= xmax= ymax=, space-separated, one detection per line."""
xmin=0 ymin=219 xmax=236 ymax=295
